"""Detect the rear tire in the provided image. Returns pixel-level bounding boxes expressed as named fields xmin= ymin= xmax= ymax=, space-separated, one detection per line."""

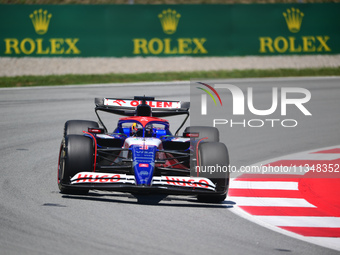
xmin=64 ymin=120 xmax=99 ymax=137
xmin=58 ymin=135 xmax=94 ymax=194
xmin=196 ymin=142 xmax=229 ymax=203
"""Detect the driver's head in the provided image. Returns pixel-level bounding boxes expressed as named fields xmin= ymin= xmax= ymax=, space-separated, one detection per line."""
xmin=130 ymin=123 xmax=139 ymax=136
xmin=131 ymin=123 xmax=137 ymax=131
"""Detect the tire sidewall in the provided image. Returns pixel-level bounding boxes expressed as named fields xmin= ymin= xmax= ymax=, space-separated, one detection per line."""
xmin=197 ymin=142 xmax=230 ymax=203
xmin=58 ymin=135 xmax=94 ymax=192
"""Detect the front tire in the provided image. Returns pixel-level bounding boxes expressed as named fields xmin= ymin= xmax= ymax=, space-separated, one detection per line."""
xmin=58 ymin=135 xmax=94 ymax=194
xmin=196 ymin=142 xmax=230 ymax=203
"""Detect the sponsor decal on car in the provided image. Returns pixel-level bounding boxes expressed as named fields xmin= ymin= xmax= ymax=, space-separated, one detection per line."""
xmin=104 ymin=98 xmax=181 ymax=109
xmin=70 ymin=172 xmax=134 ymax=184
xmin=70 ymin=172 xmax=216 ymax=191
xmin=139 ymin=163 xmax=149 ymax=167
xmin=153 ymin=176 xmax=216 ymax=190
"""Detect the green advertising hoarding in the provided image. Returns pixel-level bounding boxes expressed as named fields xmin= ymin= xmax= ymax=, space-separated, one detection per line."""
xmin=0 ymin=4 xmax=339 ymax=57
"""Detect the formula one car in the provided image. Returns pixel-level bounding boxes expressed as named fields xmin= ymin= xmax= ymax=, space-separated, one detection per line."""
xmin=58 ymin=96 xmax=229 ymax=203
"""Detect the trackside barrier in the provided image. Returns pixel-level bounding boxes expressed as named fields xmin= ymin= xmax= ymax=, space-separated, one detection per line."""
xmin=0 ymin=3 xmax=339 ymax=57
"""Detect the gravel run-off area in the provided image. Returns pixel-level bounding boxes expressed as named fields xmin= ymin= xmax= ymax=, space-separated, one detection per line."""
xmin=1 ymin=55 xmax=340 ymax=77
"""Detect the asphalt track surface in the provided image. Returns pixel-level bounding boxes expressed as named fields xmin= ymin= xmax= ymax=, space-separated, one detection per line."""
xmin=1 ymin=77 xmax=340 ymax=255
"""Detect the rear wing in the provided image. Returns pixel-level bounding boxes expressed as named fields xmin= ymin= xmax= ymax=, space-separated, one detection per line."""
xmin=95 ymin=97 xmax=190 ymax=117
xmin=95 ymin=96 xmax=190 ymax=135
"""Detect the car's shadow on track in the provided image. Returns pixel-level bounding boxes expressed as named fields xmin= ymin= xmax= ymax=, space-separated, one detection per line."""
xmin=61 ymin=192 xmax=235 ymax=208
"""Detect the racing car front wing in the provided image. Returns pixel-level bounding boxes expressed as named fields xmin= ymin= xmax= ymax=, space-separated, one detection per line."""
xmin=66 ymin=172 xmax=218 ymax=195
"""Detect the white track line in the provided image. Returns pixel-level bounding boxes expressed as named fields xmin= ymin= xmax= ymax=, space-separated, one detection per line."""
xmin=254 ymin=216 xmax=340 ymax=228
xmin=232 ymin=197 xmax=315 ymax=207
xmin=1 ymin=76 xmax=339 ymax=91
xmin=231 ymin=181 xmax=298 ymax=190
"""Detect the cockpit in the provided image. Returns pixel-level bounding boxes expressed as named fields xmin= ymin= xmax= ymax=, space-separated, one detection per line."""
xmin=115 ymin=117 xmax=171 ymax=138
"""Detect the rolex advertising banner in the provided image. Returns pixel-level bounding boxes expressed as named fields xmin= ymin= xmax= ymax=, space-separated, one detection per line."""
xmin=0 ymin=4 xmax=339 ymax=57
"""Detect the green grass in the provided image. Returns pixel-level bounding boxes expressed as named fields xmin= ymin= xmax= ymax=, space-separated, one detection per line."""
xmin=1 ymin=67 xmax=339 ymax=88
